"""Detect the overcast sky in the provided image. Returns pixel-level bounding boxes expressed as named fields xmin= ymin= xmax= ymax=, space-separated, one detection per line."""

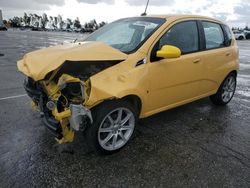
xmin=0 ymin=0 xmax=249 ymax=27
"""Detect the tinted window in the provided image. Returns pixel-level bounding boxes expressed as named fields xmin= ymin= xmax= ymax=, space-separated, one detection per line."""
xmin=202 ymin=21 xmax=225 ymax=49
xmin=159 ymin=21 xmax=199 ymax=54
xmin=223 ymin=25 xmax=232 ymax=46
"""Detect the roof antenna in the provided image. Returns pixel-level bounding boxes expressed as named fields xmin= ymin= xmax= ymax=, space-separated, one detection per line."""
xmin=141 ymin=0 xmax=149 ymax=16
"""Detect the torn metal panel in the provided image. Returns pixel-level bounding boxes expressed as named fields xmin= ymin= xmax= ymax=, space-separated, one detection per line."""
xmin=17 ymin=41 xmax=127 ymax=81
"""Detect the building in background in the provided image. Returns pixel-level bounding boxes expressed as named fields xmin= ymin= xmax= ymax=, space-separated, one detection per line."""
xmin=0 ymin=9 xmax=8 ymax=30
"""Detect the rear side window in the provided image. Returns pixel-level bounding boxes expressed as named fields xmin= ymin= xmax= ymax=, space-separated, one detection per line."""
xmin=202 ymin=21 xmax=225 ymax=49
xmin=223 ymin=25 xmax=232 ymax=46
xmin=159 ymin=21 xmax=199 ymax=54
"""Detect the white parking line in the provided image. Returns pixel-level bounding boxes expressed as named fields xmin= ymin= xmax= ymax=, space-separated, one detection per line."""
xmin=0 ymin=94 xmax=28 ymax=101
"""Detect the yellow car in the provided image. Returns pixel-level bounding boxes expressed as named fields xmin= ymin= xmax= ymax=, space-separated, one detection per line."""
xmin=17 ymin=15 xmax=239 ymax=154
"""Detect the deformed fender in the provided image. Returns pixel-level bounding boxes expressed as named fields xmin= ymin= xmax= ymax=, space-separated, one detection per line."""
xmin=85 ymin=84 xmax=147 ymax=117
xmin=84 ymin=61 xmax=149 ymax=117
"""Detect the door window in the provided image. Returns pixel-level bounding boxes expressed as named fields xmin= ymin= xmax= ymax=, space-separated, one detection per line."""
xmin=158 ymin=21 xmax=199 ymax=54
xmin=202 ymin=21 xmax=225 ymax=49
xmin=223 ymin=25 xmax=232 ymax=46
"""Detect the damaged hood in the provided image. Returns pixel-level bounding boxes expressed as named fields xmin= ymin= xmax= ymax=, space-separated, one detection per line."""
xmin=17 ymin=41 xmax=128 ymax=81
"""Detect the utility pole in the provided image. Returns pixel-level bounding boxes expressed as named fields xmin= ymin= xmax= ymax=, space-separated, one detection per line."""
xmin=141 ymin=0 xmax=149 ymax=16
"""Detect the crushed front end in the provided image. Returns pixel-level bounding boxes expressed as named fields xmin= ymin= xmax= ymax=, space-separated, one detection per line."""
xmin=24 ymin=74 xmax=92 ymax=144
xmin=17 ymin=42 xmax=128 ymax=144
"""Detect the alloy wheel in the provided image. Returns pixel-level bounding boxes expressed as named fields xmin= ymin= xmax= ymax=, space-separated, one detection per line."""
xmin=98 ymin=107 xmax=135 ymax=151
xmin=221 ymin=75 xmax=236 ymax=103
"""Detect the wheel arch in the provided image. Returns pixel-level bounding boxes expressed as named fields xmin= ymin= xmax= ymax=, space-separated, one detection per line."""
xmin=121 ymin=95 xmax=142 ymax=116
xmin=230 ymin=70 xmax=237 ymax=77
xmin=214 ymin=70 xmax=238 ymax=94
xmin=89 ymin=94 xmax=143 ymax=117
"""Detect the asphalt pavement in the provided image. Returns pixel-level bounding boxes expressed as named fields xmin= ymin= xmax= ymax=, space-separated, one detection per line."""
xmin=0 ymin=30 xmax=250 ymax=187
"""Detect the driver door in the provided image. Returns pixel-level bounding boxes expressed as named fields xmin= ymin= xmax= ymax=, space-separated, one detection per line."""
xmin=146 ymin=20 xmax=203 ymax=113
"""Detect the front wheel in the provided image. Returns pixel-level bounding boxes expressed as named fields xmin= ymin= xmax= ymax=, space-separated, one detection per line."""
xmin=85 ymin=100 xmax=137 ymax=155
xmin=210 ymin=72 xmax=237 ymax=105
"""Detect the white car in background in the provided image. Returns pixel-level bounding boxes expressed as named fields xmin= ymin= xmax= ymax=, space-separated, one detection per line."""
xmin=233 ymin=31 xmax=245 ymax=40
xmin=0 ymin=22 xmax=7 ymax=31
xmin=244 ymin=30 xmax=250 ymax=39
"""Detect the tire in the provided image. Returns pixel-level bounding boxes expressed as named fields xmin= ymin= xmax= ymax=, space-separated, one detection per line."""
xmin=210 ymin=72 xmax=237 ymax=105
xmin=246 ymin=33 xmax=250 ymax=40
xmin=238 ymin=36 xmax=244 ymax=40
xmin=85 ymin=100 xmax=138 ymax=155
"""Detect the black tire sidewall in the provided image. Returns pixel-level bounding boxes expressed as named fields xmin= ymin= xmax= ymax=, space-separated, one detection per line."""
xmin=211 ymin=73 xmax=236 ymax=105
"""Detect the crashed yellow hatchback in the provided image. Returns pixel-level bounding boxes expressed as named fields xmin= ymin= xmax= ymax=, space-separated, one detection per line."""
xmin=17 ymin=15 xmax=239 ymax=154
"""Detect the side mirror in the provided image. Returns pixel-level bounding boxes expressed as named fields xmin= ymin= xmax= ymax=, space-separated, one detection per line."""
xmin=156 ymin=45 xmax=181 ymax=59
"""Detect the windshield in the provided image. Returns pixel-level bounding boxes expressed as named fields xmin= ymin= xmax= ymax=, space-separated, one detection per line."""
xmin=84 ymin=17 xmax=165 ymax=53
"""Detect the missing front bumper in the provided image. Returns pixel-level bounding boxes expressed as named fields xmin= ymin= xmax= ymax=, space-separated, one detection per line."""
xmin=69 ymin=104 xmax=93 ymax=131
xmin=24 ymin=76 xmax=93 ymax=144
xmin=51 ymin=104 xmax=93 ymax=144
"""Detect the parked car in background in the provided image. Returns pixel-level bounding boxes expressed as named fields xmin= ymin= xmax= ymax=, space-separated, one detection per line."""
xmin=18 ymin=15 xmax=239 ymax=154
xmin=0 ymin=23 xmax=7 ymax=31
xmin=233 ymin=31 xmax=245 ymax=40
xmin=244 ymin=30 xmax=250 ymax=39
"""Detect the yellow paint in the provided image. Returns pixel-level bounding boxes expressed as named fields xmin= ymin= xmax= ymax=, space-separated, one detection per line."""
xmin=31 ymin=101 xmax=39 ymax=111
xmin=83 ymin=79 xmax=91 ymax=104
xmin=58 ymin=74 xmax=81 ymax=85
xmin=156 ymin=45 xmax=181 ymax=58
xmin=18 ymin=15 xmax=239 ymax=122
xmin=42 ymin=73 xmax=85 ymax=102
xmin=52 ymin=108 xmax=71 ymax=121
xmin=17 ymin=42 xmax=127 ymax=81
xmin=42 ymin=81 xmax=61 ymax=100
xmin=56 ymin=119 xmax=75 ymax=144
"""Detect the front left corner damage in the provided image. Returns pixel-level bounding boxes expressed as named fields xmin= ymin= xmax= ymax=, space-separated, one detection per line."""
xmin=18 ymin=42 xmax=129 ymax=145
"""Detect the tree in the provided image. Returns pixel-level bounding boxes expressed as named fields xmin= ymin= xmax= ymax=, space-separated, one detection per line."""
xmin=74 ymin=17 xmax=81 ymax=29
xmin=10 ymin=16 xmax=21 ymax=27
xmin=41 ymin=13 xmax=48 ymax=29
xmin=66 ymin=18 xmax=72 ymax=29
xmin=23 ymin=12 xmax=29 ymax=26
xmin=6 ymin=12 xmax=106 ymax=32
xmin=98 ymin=21 xmax=106 ymax=28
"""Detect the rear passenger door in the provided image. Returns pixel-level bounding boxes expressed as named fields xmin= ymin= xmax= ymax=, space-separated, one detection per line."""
xmin=198 ymin=21 xmax=234 ymax=96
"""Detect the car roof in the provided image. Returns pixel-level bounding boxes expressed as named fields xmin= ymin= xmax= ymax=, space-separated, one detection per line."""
xmin=145 ymin=14 xmax=224 ymax=24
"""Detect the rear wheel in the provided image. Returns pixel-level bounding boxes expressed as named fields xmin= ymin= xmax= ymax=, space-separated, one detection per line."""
xmin=238 ymin=36 xmax=244 ymax=40
xmin=85 ymin=100 xmax=137 ymax=154
xmin=210 ymin=73 xmax=236 ymax=105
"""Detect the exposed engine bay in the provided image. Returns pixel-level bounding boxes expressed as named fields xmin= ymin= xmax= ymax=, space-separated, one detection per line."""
xmin=48 ymin=60 xmax=122 ymax=81
xmin=24 ymin=60 xmax=120 ymax=144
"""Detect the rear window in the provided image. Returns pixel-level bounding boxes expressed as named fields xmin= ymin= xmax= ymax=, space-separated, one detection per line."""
xmin=223 ymin=25 xmax=232 ymax=46
xmin=202 ymin=21 xmax=225 ymax=49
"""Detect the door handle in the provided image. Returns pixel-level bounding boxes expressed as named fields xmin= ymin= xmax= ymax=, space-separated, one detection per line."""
xmin=193 ymin=58 xmax=201 ymax=64
xmin=226 ymin=52 xmax=231 ymax=56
